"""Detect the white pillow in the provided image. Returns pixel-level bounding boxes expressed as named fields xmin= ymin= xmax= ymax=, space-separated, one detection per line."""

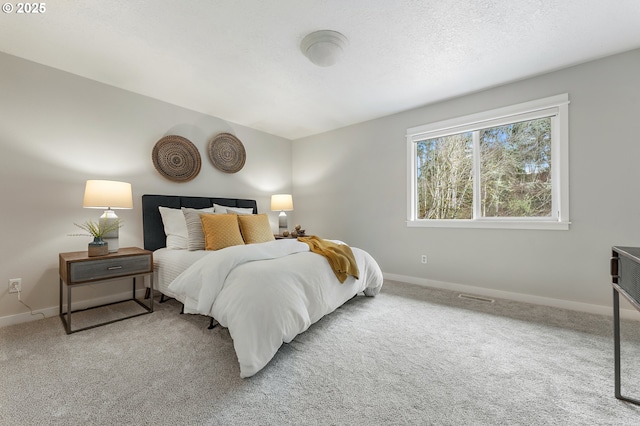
xmin=158 ymin=206 xmax=213 ymax=250
xmin=214 ymin=204 xmax=254 ymax=215
xmin=158 ymin=207 xmax=188 ymax=249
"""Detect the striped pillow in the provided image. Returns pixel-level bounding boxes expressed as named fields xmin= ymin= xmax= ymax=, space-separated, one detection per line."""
xmin=182 ymin=207 xmax=215 ymax=251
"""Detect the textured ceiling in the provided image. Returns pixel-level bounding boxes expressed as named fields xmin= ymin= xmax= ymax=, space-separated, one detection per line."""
xmin=1 ymin=0 xmax=640 ymax=140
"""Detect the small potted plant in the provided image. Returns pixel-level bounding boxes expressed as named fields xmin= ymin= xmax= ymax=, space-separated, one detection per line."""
xmin=74 ymin=219 xmax=122 ymax=256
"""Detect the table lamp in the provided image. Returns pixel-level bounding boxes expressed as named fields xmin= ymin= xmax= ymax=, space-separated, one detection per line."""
xmin=83 ymin=180 xmax=133 ymax=252
xmin=271 ymin=194 xmax=294 ymax=235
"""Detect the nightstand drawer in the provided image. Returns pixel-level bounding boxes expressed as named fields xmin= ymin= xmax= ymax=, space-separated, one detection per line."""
xmin=70 ymin=255 xmax=151 ymax=282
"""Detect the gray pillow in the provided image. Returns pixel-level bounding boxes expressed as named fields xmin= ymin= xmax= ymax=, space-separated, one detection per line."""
xmin=182 ymin=207 xmax=215 ymax=250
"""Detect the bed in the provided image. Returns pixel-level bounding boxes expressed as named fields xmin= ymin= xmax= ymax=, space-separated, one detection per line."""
xmin=142 ymin=194 xmax=384 ymax=377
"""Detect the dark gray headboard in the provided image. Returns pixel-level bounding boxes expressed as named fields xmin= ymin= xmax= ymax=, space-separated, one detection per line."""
xmin=142 ymin=194 xmax=258 ymax=251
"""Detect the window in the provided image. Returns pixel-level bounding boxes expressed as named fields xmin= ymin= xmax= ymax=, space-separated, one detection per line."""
xmin=407 ymin=94 xmax=570 ymax=230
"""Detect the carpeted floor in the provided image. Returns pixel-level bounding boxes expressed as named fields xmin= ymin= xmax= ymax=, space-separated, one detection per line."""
xmin=1 ymin=280 xmax=640 ymax=425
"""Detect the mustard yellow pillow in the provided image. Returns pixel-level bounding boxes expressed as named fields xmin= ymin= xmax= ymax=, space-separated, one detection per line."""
xmin=238 ymin=213 xmax=275 ymax=244
xmin=200 ymin=214 xmax=245 ymax=251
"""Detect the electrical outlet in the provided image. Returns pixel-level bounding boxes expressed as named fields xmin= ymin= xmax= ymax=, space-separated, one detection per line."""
xmin=8 ymin=278 xmax=21 ymax=293
xmin=421 ymin=255 xmax=427 ymax=264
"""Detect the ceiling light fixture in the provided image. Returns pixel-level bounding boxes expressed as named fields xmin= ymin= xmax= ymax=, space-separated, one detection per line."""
xmin=300 ymin=30 xmax=348 ymax=67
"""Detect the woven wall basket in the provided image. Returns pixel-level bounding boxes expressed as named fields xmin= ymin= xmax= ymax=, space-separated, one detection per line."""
xmin=208 ymin=133 xmax=246 ymax=174
xmin=152 ymin=135 xmax=201 ymax=182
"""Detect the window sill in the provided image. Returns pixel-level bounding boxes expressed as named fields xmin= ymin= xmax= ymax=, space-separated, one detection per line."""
xmin=406 ymin=219 xmax=570 ymax=230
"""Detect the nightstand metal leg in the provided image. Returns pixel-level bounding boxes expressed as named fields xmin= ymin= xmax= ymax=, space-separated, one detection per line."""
xmin=149 ymin=275 xmax=154 ymax=312
xmin=131 ymin=276 xmax=154 ymax=313
xmin=59 ymin=278 xmax=72 ymax=334
xmin=66 ymin=282 xmax=72 ymax=334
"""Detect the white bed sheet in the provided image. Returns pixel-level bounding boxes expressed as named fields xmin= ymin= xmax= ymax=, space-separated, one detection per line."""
xmin=153 ymin=248 xmax=209 ymax=295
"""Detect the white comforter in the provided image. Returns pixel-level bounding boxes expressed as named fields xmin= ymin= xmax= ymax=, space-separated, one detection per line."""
xmin=166 ymin=239 xmax=383 ymax=377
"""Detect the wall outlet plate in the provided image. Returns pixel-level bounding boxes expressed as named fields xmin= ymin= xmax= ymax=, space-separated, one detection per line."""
xmin=8 ymin=278 xmax=21 ymax=293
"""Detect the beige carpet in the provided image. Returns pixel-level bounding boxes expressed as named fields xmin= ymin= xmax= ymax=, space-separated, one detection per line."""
xmin=1 ymin=281 xmax=640 ymax=425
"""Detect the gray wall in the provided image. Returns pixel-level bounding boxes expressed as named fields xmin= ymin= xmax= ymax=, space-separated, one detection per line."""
xmin=2 ymin=48 xmax=639 ymax=324
xmin=293 ymin=49 xmax=640 ymax=315
xmin=0 ymin=53 xmax=293 ymax=322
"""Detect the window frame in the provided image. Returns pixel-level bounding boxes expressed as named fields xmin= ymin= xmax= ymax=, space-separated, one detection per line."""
xmin=406 ymin=94 xmax=570 ymax=230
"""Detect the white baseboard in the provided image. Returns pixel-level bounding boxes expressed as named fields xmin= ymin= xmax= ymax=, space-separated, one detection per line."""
xmin=4 ymin=275 xmax=638 ymax=327
xmin=0 ymin=288 xmax=149 ymax=328
xmin=383 ymin=273 xmax=640 ymax=321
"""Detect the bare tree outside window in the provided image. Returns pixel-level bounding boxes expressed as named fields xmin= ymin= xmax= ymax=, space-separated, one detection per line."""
xmin=479 ymin=118 xmax=552 ymax=218
xmin=416 ymin=118 xmax=551 ymax=220
xmin=417 ymin=133 xmax=473 ymax=219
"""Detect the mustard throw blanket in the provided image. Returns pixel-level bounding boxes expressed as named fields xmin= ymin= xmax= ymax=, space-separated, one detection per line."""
xmin=298 ymin=236 xmax=359 ymax=283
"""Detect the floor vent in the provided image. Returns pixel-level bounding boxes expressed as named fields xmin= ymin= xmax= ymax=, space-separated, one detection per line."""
xmin=458 ymin=293 xmax=495 ymax=303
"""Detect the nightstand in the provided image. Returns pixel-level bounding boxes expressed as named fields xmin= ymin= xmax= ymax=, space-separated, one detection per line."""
xmin=59 ymin=247 xmax=153 ymax=334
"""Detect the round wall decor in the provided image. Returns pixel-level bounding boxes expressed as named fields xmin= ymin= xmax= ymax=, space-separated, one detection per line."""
xmin=152 ymin=135 xmax=201 ymax=182
xmin=208 ymin=133 xmax=246 ymax=174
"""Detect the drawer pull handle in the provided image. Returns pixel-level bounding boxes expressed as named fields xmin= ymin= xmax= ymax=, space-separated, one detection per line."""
xmin=107 ymin=266 xmax=123 ymax=270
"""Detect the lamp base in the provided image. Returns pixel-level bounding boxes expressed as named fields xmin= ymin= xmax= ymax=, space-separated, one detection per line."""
xmin=100 ymin=209 xmax=119 ymax=253
xmin=278 ymin=211 xmax=288 ymax=235
xmin=102 ymin=237 xmax=119 ymax=252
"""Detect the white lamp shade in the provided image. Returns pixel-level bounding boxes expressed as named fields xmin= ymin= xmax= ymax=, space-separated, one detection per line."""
xmin=83 ymin=180 xmax=133 ymax=209
xmin=271 ymin=194 xmax=293 ymax=211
